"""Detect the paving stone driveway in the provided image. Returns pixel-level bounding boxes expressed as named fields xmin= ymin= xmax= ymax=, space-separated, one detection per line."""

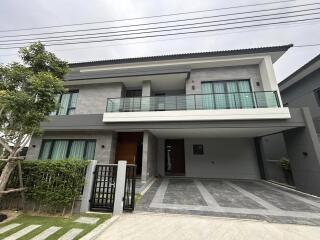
xmin=136 ymin=178 xmax=320 ymax=225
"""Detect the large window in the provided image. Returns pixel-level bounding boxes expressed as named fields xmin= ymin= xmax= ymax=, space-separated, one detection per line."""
xmin=51 ymin=90 xmax=79 ymax=116
xmin=39 ymin=139 xmax=96 ymax=160
xmin=201 ymin=80 xmax=254 ymax=109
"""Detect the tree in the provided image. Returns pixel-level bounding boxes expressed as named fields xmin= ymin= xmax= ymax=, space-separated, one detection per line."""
xmin=0 ymin=42 xmax=68 ymax=199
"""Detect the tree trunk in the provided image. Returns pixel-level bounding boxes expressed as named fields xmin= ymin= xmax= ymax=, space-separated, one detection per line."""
xmin=0 ymin=161 xmax=18 ymax=199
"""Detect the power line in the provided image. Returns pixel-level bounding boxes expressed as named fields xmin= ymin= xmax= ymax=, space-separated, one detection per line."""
xmin=1 ymin=16 xmax=319 ymax=50
xmin=1 ymin=2 xmax=318 ymax=40
xmin=0 ymin=0 xmax=301 ymax=33
xmin=1 ymin=6 xmax=319 ymax=45
xmin=1 ymin=18 xmax=319 ymax=57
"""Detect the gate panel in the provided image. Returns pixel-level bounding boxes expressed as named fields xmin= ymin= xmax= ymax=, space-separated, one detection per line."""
xmin=90 ymin=164 xmax=117 ymax=212
xmin=124 ymin=164 xmax=137 ymax=211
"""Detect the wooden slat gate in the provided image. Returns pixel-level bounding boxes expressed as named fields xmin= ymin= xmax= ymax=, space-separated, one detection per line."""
xmin=90 ymin=164 xmax=136 ymax=212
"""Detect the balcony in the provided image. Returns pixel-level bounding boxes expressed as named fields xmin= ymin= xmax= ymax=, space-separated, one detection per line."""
xmin=103 ymin=91 xmax=290 ymax=122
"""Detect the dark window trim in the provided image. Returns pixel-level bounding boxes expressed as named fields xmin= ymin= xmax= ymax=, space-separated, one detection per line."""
xmin=53 ymin=90 xmax=79 ymax=116
xmin=38 ymin=139 xmax=96 ymax=160
xmin=201 ymin=79 xmax=253 ymax=109
xmin=314 ymin=87 xmax=320 ymax=106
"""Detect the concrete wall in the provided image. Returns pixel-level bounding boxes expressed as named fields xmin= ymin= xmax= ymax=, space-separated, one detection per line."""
xmin=26 ymin=131 xmax=116 ymax=164
xmin=72 ymin=82 xmax=123 ymax=114
xmin=186 ymin=65 xmax=263 ymax=95
xmin=184 ymin=138 xmax=260 ymax=179
xmin=281 ymin=69 xmax=320 ymax=132
xmin=260 ymin=134 xmax=287 ymax=183
xmin=156 ymin=137 xmax=260 ymax=179
xmin=141 ymin=131 xmax=158 ymax=182
xmin=283 ymin=108 xmax=320 ymax=196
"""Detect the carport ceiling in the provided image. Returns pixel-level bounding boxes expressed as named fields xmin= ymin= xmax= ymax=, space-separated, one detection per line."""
xmin=150 ymin=127 xmax=295 ymax=138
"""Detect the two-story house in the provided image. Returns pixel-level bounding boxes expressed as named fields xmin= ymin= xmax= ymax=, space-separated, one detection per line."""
xmin=25 ymin=45 xmax=320 ymax=196
xmin=279 ymin=54 xmax=320 ymax=142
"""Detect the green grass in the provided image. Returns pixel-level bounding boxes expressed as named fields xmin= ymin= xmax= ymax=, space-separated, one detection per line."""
xmin=0 ymin=212 xmax=111 ymax=240
xmin=135 ymin=193 xmax=142 ymax=204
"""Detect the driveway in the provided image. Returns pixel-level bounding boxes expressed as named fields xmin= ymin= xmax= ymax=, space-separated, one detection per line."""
xmin=96 ymin=212 xmax=320 ymax=240
xmin=136 ymin=178 xmax=320 ymax=225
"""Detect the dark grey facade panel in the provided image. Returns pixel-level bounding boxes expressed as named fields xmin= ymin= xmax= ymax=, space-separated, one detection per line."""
xmin=40 ymin=108 xmax=305 ymax=131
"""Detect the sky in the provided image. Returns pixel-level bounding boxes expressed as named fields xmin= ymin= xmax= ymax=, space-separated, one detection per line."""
xmin=0 ymin=0 xmax=320 ymax=82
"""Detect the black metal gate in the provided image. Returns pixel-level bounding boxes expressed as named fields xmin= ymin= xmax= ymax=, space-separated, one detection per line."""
xmin=90 ymin=164 xmax=136 ymax=212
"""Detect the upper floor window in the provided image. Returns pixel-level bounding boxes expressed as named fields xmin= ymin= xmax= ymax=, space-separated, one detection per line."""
xmin=39 ymin=139 xmax=96 ymax=160
xmin=51 ymin=90 xmax=79 ymax=116
xmin=314 ymin=88 xmax=320 ymax=106
xmin=201 ymin=80 xmax=254 ymax=109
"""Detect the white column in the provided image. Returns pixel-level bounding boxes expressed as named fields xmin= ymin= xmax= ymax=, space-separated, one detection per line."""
xmin=80 ymin=160 xmax=97 ymax=213
xmin=113 ymin=160 xmax=127 ymax=215
xmin=259 ymin=56 xmax=283 ymax=107
xmin=141 ymin=131 xmax=149 ymax=183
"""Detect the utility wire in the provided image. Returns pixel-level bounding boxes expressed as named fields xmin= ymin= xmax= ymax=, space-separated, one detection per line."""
xmin=1 ymin=6 xmax=319 ymax=44
xmin=0 ymin=0 xmax=301 ymax=33
xmin=0 ymin=2 xmax=318 ymax=39
xmin=0 ymin=16 xmax=319 ymax=50
xmin=1 ymin=18 xmax=319 ymax=57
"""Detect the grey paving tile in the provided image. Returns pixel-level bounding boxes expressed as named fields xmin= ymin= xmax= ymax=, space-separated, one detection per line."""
xmin=58 ymin=228 xmax=83 ymax=240
xmin=232 ymin=180 xmax=320 ymax=213
xmin=31 ymin=226 xmax=62 ymax=240
xmin=163 ymin=179 xmax=207 ymax=206
xmin=200 ymin=179 xmax=265 ymax=209
xmin=0 ymin=224 xmax=21 ymax=234
xmin=74 ymin=217 xmax=99 ymax=224
xmin=3 ymin=225 xmax=41 ymax=240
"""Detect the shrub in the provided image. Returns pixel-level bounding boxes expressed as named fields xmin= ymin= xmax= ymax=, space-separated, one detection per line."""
xmin=3 ymin=159 xmax=89 ymax=213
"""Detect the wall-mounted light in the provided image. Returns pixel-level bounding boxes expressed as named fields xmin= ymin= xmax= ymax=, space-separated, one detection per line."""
xmin=192 ymin=85 xmax=195 ymax=90
xmin=32 ymin=145 xmax=36 ymax=148
xmin=101 ymin=145 xmax=105 ymax=148
xmin=256 ymin=82 xmax=260 ymax=87
xmin=302 ymin=152 xmax=308 ymax=156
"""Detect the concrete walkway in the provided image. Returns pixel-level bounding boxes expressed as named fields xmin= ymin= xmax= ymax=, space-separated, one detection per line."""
xmin=96 ymin=212 xmax=320 ymax=240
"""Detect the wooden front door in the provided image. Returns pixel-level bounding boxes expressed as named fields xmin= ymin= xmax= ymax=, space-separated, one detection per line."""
xmin=165 ymin=139 xmax=185 ymax=175
xmin=115 ymin=143 xmax=137 ymax=164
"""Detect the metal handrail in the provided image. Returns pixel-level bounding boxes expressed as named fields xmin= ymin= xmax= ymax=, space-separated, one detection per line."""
xmin=106 ymin=91 xmax=280 ymax=112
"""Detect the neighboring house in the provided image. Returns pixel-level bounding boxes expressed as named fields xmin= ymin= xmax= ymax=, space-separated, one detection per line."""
xmin=25 ymin=45 xmax=320 ymax=196
xmin=279 ymin=54 xmax=320 ymax=142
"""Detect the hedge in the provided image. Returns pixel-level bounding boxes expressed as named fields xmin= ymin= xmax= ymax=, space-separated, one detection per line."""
xmin=2 ymin=159 xmax=89 ymax=212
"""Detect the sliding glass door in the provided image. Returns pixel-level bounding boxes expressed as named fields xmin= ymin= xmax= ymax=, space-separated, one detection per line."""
xmin=201 ymin=80 xmax=254 ymax=109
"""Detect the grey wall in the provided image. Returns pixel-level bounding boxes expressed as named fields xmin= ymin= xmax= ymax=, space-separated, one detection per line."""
xmin=186 ymin=65 xmax=263 ymax=95
xmin=184 ymin=138 xmax=260 ymax=179
xmin=281 ymin=69 xmax=320 ymax=132
xmin=26 ymin=131 xmax=115 ymax=164
xmin=71 ymin=82 xmax=123 ymax=114
xmin=260 ymin=134 xmax=287 ymax=183
xmin=141 ymin=131 xmax=158 ymax=182
xmin=283 ymin=108 xmax=320 ymax=196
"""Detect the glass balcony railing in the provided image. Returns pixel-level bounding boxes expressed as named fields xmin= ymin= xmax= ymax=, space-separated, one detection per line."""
xmin=106 ymin=91 xmax=280 ymax=112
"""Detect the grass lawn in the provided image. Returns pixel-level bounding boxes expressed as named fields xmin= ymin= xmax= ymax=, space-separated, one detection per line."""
xmin=0 ymin=212 xmax=111 ymax=240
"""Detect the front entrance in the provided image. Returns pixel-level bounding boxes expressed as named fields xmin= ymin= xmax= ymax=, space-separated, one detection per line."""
xmin=165 ymin=139 xmax=185 ymax=176
xmin=115 ymin=132 xmax=143 ymax=176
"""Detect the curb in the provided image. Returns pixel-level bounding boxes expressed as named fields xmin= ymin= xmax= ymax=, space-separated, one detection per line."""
xmin=79 ymin=215 xmax=119 ymax=240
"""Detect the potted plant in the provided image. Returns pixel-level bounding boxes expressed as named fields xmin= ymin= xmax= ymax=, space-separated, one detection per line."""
xmin=279 ymin=157 xmax=294 ymax=186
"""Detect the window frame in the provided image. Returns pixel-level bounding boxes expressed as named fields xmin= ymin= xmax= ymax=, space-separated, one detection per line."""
xmin=201 ymin=79 xmax=253 ymax=109
xmin=38 ymin=139 xmax=96 ymax=160
xmin=52 ymin=90 xmax=79 ymax=116
xmin=314 ymin=87 xmax=320 ymax=106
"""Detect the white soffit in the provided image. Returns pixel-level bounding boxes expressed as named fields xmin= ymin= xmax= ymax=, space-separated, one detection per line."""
xmin=150 ymin=127 xmax=293 ymax=138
